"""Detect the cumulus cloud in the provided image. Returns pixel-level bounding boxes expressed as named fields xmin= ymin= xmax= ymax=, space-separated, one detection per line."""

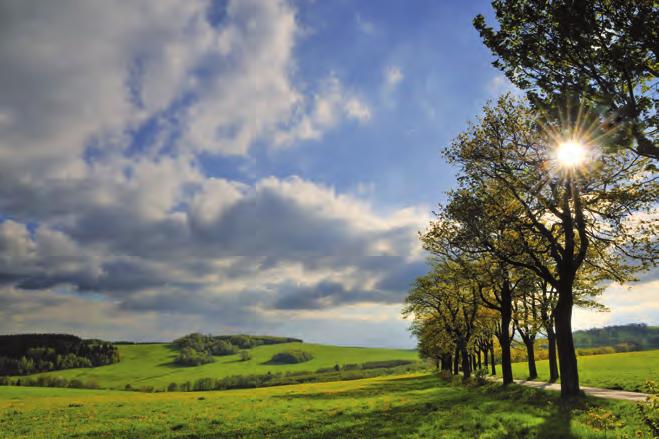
xmin=0 ymin=0 xmax=420 ymax=344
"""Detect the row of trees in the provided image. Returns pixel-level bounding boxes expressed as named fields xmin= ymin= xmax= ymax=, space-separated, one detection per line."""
xmin=404 ymin=0 xmax=657 ymax=399
xmin=405 ymin=95 xmax=655 ymax=398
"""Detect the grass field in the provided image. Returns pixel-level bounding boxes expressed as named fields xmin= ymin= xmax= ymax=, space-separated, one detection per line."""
xmin=0 ymin=373 xmax=650 ymax=438
xmin=503 ymin=349 xmax=658 ymax=392
xmin=22 ymin=343 xmax=418 ymax=390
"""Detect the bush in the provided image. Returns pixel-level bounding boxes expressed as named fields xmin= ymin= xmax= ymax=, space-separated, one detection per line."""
xmin=210 ymin=340 xmax=239 ymax=356
xmin=638 ymin=380 xmax=658 ymax=436
xmin=167 ymin=382 xmax=178 ymax=392
xmin=193 ymin=378 xmax=214 ymax=391
xmin=239 ymin=350 xmax=251 ymax=361
xmin=268 ymin=350 xmax=314 ymax=364
xmin=174 ymin=347 xmax=214 ymax=366
xmin=361 ymin=360 xmax=413 ymax=370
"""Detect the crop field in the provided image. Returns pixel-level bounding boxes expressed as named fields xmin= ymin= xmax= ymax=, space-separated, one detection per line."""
xmin=505 ymin=349 xmax=658 ymax=392
xmin=0 ymin=373 xmax=651 ymax=438
xmin=21 ymin=343 xmax=418 ymax=390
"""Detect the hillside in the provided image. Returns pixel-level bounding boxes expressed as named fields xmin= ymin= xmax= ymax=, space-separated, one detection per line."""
xmin=22 ymin=342 xmax=418 ymax=390
xmin=572 ymin=324 xmax=659 ymax=350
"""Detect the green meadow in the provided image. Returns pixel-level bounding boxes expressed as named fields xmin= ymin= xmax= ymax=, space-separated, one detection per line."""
xmin=23 ymin=343 xmax=417 ymax=390
xmin=0 ymin=373 xmax=651 ymax=438
xmin=504 ymin=349 xmax=658 ymax=392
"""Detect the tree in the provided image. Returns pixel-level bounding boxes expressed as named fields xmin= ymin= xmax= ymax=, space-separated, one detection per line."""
xmin=474 ymin=0 xmax=658 ymax=160
xmin=512 ymin=285 xmax=542 ymax=379
xmin=443 ymin=95 xmax=656 ymax=397
xmin=422 ymin=204 xmax=536 ymax=385
xmin=404 ymin=262 xmax=481 ymax=379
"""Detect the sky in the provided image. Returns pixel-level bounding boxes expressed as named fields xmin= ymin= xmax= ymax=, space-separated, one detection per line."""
xmin=0 ymin=0 xmax=656 ymax=348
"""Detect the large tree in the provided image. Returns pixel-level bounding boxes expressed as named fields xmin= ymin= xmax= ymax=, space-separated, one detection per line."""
xmin=474 ymin=0 xmax=658 ymax=160
xmin=442 ymin=95 xmax=656 ymax=397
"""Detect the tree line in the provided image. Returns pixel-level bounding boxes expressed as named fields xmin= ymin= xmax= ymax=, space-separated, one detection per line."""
xmin=405 ymin=0 xmax=657 ymax=399
xmin=0 ymin=334 xmax=119 ymax=375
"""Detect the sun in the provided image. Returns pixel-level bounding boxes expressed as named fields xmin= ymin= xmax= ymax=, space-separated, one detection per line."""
xmin=556 ymin=140 xmax=587 ymax=167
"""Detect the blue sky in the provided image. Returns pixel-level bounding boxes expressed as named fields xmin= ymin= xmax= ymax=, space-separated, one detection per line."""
xmin=0 ymin=0 xmax=655 ymax=347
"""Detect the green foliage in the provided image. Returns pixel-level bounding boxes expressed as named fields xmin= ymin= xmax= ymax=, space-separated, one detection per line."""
xmin=637 ymin=380 xmax=658 ymax=436
xmin=209 ymin=340 xmax=239 ymax=356
xmin=239 ymin=350 xmax=251 ymax=361
xmin=0 ymin=334 xmax=119 ymax=375
xmin=572 ymin=324 xmax=659 ymax=350
xmin=174 ymin=347 xmax=214 ymax=367
xmin=268 ymin=350 xmax=314 ymax=364
xmin=171 ymin=333 xmax=302 ymax=366
xmin=474 ymin=0 xmax=658 ymax=159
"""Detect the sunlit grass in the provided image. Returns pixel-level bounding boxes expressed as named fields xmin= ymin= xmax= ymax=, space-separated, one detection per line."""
xmin=503 ymin=349 xmax=658 ymax=392
xmin=20 ymin=342 xmax=417 ymax=390
xmin=0 ymin=373 xmax=649 ymax=438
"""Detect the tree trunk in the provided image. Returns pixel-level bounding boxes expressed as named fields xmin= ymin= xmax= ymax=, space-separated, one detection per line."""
xmin=499 ymin=284 xmax=513 ymax=384
xmin=453 ymin=347 xmax=460 ymax=374
xmin=483 ymin=346 xmax=489 ymax=368
xmin=524 ymin=338 xmax=537 ymax=379
xmin=442 ymin=354 xmax=452 ymax=372
xmin=547 ymin=322 xmax=559 ymax=382
xmin=554 ymin=284 xmax=580 ymax=397
xmin=461 ymin=347 xmax=471 ymax=379
xmin=477 ymin=350 xmax=482 ymax=370
xmin=490 ymin=344 xmax=496 ymax=375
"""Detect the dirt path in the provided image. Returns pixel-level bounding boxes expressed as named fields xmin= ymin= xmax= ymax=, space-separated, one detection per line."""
xmin=511 ymin=379 xmax=650 ymax=402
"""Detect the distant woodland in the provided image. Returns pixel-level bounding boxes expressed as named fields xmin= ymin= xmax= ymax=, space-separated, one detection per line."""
xmin=572 ymin=324 xmax=659 ymax=350
xmin=0 ymin=334 xmax=119 ymax=375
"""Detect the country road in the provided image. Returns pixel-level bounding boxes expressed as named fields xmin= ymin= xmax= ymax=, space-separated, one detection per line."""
xmin=507 ymin=379 xmax=650 ymax=402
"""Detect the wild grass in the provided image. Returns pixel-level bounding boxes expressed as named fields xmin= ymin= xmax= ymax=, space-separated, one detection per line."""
xmin=0 ymin=373 xmax=650 ymax=438
xmin=505 ymin=349 xmax=658 ymax=392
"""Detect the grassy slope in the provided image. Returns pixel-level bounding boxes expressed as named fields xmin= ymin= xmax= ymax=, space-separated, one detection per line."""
xmin=0 ymin=373 xmax=649 ymax=438
xmin=504 ymin=349 xmax=658 ymax=392
xmin=25 ymin=342 xmax=417 ymax=389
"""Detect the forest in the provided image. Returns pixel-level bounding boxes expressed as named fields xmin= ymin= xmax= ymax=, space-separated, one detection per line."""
xmin=0 ymin=334 xmax=119 ymax=375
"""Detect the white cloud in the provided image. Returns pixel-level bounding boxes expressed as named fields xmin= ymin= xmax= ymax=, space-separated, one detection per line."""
xmin=0 ymin=0 xmax=418 ymax=344
xmin=274 ymin=75 xmax=371 ymax=146
xmin=384 ymin=66 xmax=404 ymax=88
xmin=572 ymin=276 xmax=659 ymax=330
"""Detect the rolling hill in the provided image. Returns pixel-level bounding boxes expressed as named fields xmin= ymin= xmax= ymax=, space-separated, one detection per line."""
xmin=21 ymin=342 xmax=418 ymax=390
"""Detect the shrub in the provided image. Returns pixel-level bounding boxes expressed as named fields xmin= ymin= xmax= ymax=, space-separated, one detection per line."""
xmin=167 ymin=382 xmax=178 ymax=392
xmin=638 ymin=380 xmax=658 ymax=436
xmin=361 ymin=360 xmax=413 ymax=370
xmin=193 ymin=378 xmax=214 ymax=391
xmin=210 ymin=340 xmax=239 ymax=356
xmin=239 ymin=350 xmax=251 ymax=361
xmin=268 ymin=350 xmax=314 ymax=364
xmin=174 ymin=347 xmax=214 ymax=366
xmin=342 ymin=363 xmax=361 ymax=371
